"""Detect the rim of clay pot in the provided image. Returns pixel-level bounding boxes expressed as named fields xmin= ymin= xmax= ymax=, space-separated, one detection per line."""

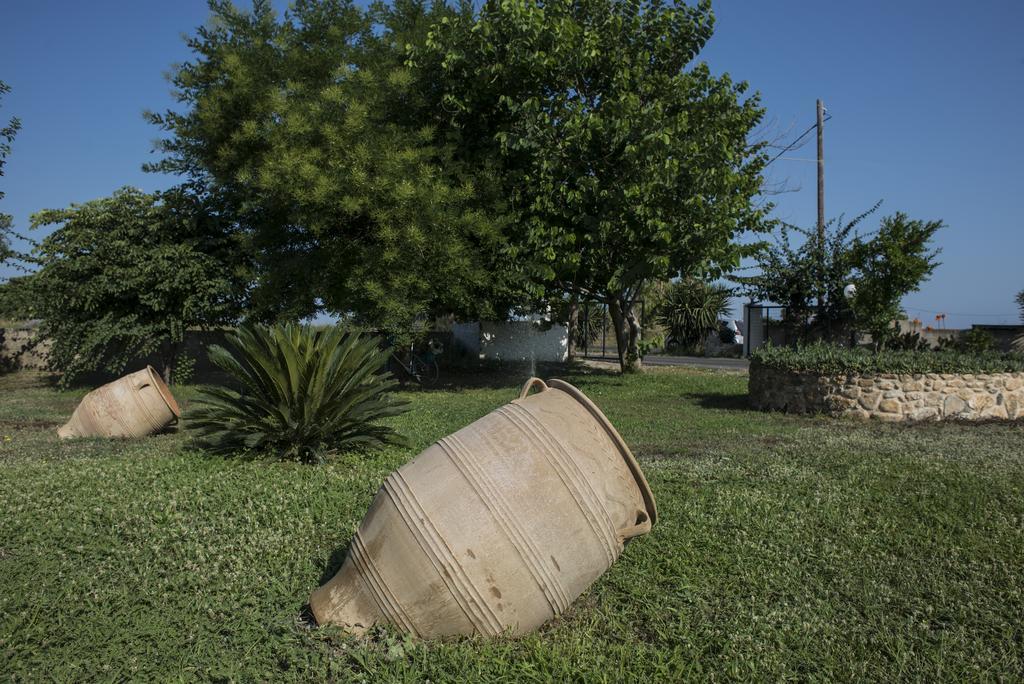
xmin=547 ymin=378 xmax=658 ymax=526
xmin=145 ymin=365 xmax=181 ymax=418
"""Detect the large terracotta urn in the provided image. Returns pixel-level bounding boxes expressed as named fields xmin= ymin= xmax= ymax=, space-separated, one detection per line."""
xmin=310 ymin=377 xmax=657 ymax=637
xmin=57 ymin=366 xmax=181 ymax=439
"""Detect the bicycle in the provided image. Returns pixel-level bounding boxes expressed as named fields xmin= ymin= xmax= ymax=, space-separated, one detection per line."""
xmin=389 ymin=337 xmax=443 ymax=387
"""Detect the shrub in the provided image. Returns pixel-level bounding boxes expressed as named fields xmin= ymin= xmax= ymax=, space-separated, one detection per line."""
xmin=189 ymin=324 xmax=408 ymax=463
xmin=637 ymin=333 xmax=666 ymax=359
xmin=12 ymin=187 xmax=245 ymax=387
xmin=960 ymin=328 xmax=996 ymax=354
xmin=738 ymin=207 xmax=942 ymax=347
xmin=751 ymin=342 xmax=1024 ymax=376
xmin=169 ymin=353 xmax=196 ymax=386
xmin=934 ymin=328 xmax=997 ymax=355
xmin=888 ymin=331 xmax=931 ymax=352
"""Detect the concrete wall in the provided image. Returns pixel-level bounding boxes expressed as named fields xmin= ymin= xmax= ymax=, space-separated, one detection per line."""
xmin=749 ymin=362 xmax=1024 ymax=422
xmin=451 ymin=322 xmax=482 ymax=360
xmin=480 ymin=320 xmax=568 ymax=363
xmin=449 ymin=320 xmax=568 ymax=363
xmin=743 ymin=304 xmax=764 ymax=356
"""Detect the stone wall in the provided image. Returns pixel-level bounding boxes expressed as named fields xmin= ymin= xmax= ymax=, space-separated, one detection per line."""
xmin=749 ymin=361 xmax=1024 ymax=421
xmin=0 ymin=325 xmax=52 ymax=371
xmin=0 ymin=327 xmax=230 ymax=383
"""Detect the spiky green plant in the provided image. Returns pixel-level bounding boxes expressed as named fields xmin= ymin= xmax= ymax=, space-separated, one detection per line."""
xmin=559 ymin=300 xmax=605 ymax=350
xmin=657 ymin=279 xmax=732 ymax=353
xmin=188 ymin=324 xmax=408 ymax=463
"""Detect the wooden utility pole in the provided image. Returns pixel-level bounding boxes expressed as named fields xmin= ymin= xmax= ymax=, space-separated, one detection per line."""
xmin=816 ymin=99 xmax=826 ymax=312
xmin=816 ymin=99 xmax=825 ymax=244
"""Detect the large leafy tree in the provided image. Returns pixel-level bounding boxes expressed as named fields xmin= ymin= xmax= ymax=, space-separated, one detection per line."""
xmin=23 ymin=187 xmax=245 ymax=386
xmin=0 ymin=80 xmax=22 ymax=262
xmin=424 ymin=0 xmax=770 ymax=371
xmin=739 ymin=207 xmax=943 ymax=348
xmin=147 ymin=0 xmax=519 ymax=336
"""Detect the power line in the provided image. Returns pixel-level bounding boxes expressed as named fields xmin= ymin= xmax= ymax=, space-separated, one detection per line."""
xmin=903 ymin=306 xmax=1017 ymax=319
xmin=764 ymin=112 xmax=831 ymax=168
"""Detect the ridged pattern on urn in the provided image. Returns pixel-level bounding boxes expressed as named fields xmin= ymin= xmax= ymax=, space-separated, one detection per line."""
xmin=309 ymin=377 xmax=656 ymax=638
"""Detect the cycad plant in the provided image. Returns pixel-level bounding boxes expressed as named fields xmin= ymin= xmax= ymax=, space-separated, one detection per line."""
xmin=189 ymin=323 xmax=408 ymax=463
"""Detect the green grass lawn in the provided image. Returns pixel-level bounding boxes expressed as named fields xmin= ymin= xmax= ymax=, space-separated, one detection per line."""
xmin=1 ymin=367 xmax=1022 ymax=681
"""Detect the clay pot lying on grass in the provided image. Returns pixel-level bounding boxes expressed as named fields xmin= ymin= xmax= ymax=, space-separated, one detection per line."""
xmin=310 ymin=377 xmax=657 ymax=638
xmin=57 ymin=366 xmax=181 ymax=439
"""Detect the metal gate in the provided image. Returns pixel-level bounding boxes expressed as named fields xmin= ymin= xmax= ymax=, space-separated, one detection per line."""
xmin=576 ymin=300 xmax=646 ymax=359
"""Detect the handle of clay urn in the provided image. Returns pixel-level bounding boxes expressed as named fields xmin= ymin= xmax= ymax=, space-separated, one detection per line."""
xmin=518 ymin=377 xmax=549 ymax=400
xmin=136 ymin=366 xmax=156 ymax=392
xmin=617 ymin=510 xmax=652 ymax=543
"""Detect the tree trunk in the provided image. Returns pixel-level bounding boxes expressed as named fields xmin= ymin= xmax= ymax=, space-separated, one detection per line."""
xmin=566 ymin=296 xmax=578 ymax=362
xmin=161 ymin=341 xmax=180 ymax=386
xmin=608 ymin=298 xmax=643 ymax=374
xmin=625 ymin=303 xmax=643 ymax=370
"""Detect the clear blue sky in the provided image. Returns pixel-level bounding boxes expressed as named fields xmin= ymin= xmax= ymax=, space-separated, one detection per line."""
xmin=2 ymin=0 xmax=1022 ymax=328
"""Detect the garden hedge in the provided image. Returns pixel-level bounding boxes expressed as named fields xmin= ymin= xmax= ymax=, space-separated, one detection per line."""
xmin=751 ymin=342 xmax=1024 ymax=376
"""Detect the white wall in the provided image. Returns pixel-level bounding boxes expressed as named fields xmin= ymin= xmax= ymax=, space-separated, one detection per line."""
xmin=480 ymin=320 xmax=568 ymax=363
xmin=744 ymin=304 xmax=765 ymax=356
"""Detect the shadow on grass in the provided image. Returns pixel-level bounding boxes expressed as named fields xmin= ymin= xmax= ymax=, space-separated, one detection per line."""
xmin=405 ymin=361 xmax=624 ymax=393
xmin=317 ymin=540 xmax=353 ymax=587
xmin=682 ymin=391 xmax=752 ymax=411
xmin=298 ymin=539 xmax=356 ymax=628
xmin=52 ymin=360 xmax=625 ymax=395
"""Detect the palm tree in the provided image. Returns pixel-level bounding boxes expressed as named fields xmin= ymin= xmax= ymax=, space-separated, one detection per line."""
xmin=657 ymin=279 xmax=732 ymax=354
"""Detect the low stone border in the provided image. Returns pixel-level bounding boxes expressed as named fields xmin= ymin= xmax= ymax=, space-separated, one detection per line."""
xmin=749 ymin=361 xmax=1024 ymax=421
